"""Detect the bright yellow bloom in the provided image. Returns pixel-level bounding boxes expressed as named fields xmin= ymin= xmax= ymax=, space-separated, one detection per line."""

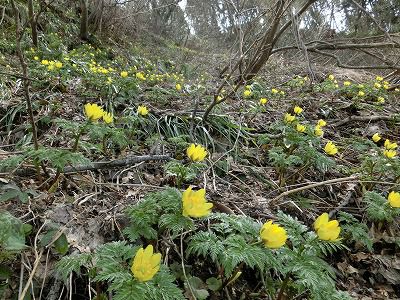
xmin=314 ymin=125 xmax=323 ymax=137
xmin=175 ymin=83 xmax=182 ymax=91
xmin=182 ymin=186 xmax=213 ymax=218
xmin=358 ymin=84 xmax=364 ymax=88
xmin=33 ymin=56 xmax=39 ymax=61
xmin=296 ymin=124 xmax=306 ymax=133
xmin=358 ymin=91 xmax=365 ymax=97
xmin=328 ymin=74 xmax=335 ymax=81
xmin=280 ymin=91 xmax=285 ymax=96
xmin=377 ymin=97 xmax=385 ymax=104
xmin=324 ymin=141 xmax=338 ymax=155
xmin=384 ymin=139 xmax=397 ymax=150
xmin=107 ymin=77 xmax=112 ymax=84
xmin=383 ymin=84 xmax=389 ymax=90
xmin=137 ymin=105 xmax=149 ymax=116
xmin=260 ymin=220 xmax=287 ymax=249
xmin=374 ymin=82 xmax=381 ymax=89
xmin=284 ymin=113 xmax=295 ymax=123
xmin=120 ymin=71 xmax=128 ymax=78
xmin=376 ymin=76 xmax=383 ymax=81
xmin=317 ymin=119 xmax=327 ymax=127
xmin=47 ymin=65 xmax=54 ymax=71
xmin=314 ymin=213 xmax=340 ymax=241
xmin=388 ymin=191 xmax=400 ymax=208
xmin=102 ymin=111 xmax=113 ymax=124
xmin=343 ymin=81 xmax=351 ymax=86
xmin=84 ymin=103 xmax=104 ymax=121
xmin=243 ymin=89 xmax=252 ymax=97
xmin=136 ymin=72 xmax=146 ymax=80
xmin=372 ymin=133 xmax=381 ymax=143
xmin=41 ymin=59 xmax=49 ymax=65
xmin=293 ymin=106 xmax=303 ymax=115
xmin=271 ymin=88 xmax=279 ymax=94
xmin=216 ymin=95 xmax=223 ymax=102
xmin=55 ymin=61 xmax=63 ymax=68
xmin=131 ymin=245 xmax=161 ymax=282
xmin=384 ymin=149 xmax=397 ymax=158
xmin=259 ymin=98 xmax=268 ymax=105
xmin=186 ymin=144 xmax=207 ymax=162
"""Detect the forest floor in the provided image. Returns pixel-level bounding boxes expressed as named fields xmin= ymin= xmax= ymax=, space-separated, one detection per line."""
xmin=1 ymin=31 xmax=400 ymax=300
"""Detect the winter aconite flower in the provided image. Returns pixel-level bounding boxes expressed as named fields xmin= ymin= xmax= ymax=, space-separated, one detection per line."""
xmin=137 ymin=105 xmax=149 ymax=116
xmin=102 ymin=112 xmax=113 ymax=124
xmin=314 ymin=213 xmax=340 ymax=241
xmin=260 ymin=221 xmax=287 ymax=249
xmin=131 ymin=245 xmax=161 ymax=282
xmin=271 ymin=88 xmax=279 ymax=94
xmin=182 ymin=186 xmax=213 ymax=218
xmin=328 ymin=74 xmax=335 ymax=81
xmin=296 ymin=124 xmax=306 ymax=133
xmin=120 ymin=71 xmax=128 ymax=78
xmin=314 ymin=125 xmax=324 ymax=137
xmin=293 ymin=106 xmax=303 ymax=115
xmin=84 ymin=103 xmax=104 ymax=121
xmin=377 ymin=97 xmax=385 ymax=104
xmin=372 ymin=133 xmax=381 ymax=143
xmin=260 ymin=98 xmax=268 ymax=105
xmin=343 ymin=81 xmax=351 ymax=86
xmin=55 ymin=61 xmax=63 ymax=68
xmin=384 ymin=149 xmax=397 ymax=158
xmin=186 ymin=144 xmax=207 ymax=162
xmin=388 ymin=191 xmax=400 ymax=208
xmin=317 ymin=119 xmax=327 ymax=127
xmin=284 ymin=113 xmax=295 ymax=123
xmin=41 ymin=59 xmax=49 ymax=65
xmin=358 ymin=91 xmax=365 ymax=97
xmin=376 ymin=76 xmax=383 ymax=81
xmin=176 ymin=83 xmax=182 ymax=91
xmin=136 ymin=72 xmax=146 ymax=80
xmin=324 ymin=141 xmax=338 ymax=156
xmin=243 ymin=89 xmax=252 ymax=97
xmin=384 ymin=139 xmax=397 ymax=150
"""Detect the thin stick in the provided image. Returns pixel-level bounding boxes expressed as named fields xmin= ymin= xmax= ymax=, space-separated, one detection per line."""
xmin=270 ymin=175 xmax=359 ymax=204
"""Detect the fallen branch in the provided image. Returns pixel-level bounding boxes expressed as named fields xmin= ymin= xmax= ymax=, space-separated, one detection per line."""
xmin=269 ymin=175 xmax=359 ymax=204
xmin=63 ymin=154 xmax=172 ymax=174
xmin=332 ymin=114 xmax=399 ymax=127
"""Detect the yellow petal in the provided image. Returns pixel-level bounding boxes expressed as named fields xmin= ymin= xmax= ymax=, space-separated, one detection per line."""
xmin=314 ymin=213 xmax=329 ymax=231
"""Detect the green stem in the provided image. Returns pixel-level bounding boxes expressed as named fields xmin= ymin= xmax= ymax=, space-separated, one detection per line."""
xmin=276 ymin=273 xmax=290 ymax=300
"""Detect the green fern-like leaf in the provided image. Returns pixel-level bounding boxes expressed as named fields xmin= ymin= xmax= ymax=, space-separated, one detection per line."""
xmin=364 ymin=191 xmax=399 ymax=221
xmin=159 ymin=213 xmax=194 ymax=237
xmin=276 ymin=211 xmax=309 ymax=247
xmin=338 ymin=211 xmax=373 ymax=251
xmin=55 ymin=253 xmax=92 ymax=281
xmin=186 ymin=231 xmax=224 ymax=263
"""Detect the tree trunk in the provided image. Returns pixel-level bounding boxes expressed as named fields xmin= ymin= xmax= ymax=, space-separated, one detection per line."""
xmin=80 ymin=0 xmax=89 ymax=40
xmin=28 ymin=0 xmax=38 ymax=47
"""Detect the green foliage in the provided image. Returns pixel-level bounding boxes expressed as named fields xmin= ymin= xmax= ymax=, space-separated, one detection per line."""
xmin=364 ymin=191 xmax=400 ymax=221
xmin=338 ymin=212 xmax=373 ymax=251
xmin=164 ymin=161 xmax=206 ymax=187
xmin=268 ymin=147 xmax=302 ymax=170
xmin=0 ymin=212 xmax=32 ymax=261
xmin=0 ymin=184 xmax=36 ymax=203
xmin=56 ymin=253 xmax=93 ymax=281
xmin=124 ymin=188 xmax=194 ymax=241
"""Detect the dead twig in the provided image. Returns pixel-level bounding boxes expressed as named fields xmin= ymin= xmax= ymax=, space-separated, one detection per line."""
xmin=332 ymin=114 xmax=399 ymax=127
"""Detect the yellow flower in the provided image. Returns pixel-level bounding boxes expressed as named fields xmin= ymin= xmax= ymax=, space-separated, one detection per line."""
xmin=84 ymin=103 xmax=104 ymax=121
xmin=314 ymin=213 xmax=340 ymax=241
xmin=384 ymin=139 xmax=397 ymax=150
xmin=120 ymin=71 xmax=128 ymax=78
xmin=259 ymin=98 xmax=268 ymax=105
xmin=33 ymin=56 xmax=39 ymax=61
xmin=328 ymin=74 xmax=335 ymax=81
xmin=374 ymin=82 xmax=381 ymax=89
xmin=136 ymin=72 xmax=146 ymax=80
xmin=296 ymin=124 xmax=306 ymax=133
xmin=284 ymin=113 xmax=295 ymax=123
xmin=107 ymin=77 xmax=112 ymax=84
xmin=243 ymin=89 xmax=252 ymax=97
xmin=388 ymin=191 xmax=400 ymax=208
xmin=376 ymin=76 xmax=383 ymax=81
xmin=293 ymin=106 xmax=303 ymax=115
xmin=343 ymin=81 xmax=351 ymax=86
xmin=377 ymin=97 xmax=385 ymax=104
xmin=324 ymin=141 xmax=338 ymax=156
xmin=216 ymin=95 xmax=223 ymax=102
xmin=47 ymin=65 xmax=54 ymax=71
xmin=260 ymin=220 xmax=287 ymax=249
xmin=137 ymin=105 xmax=149 ymax=116
xmin=182 ymin=186 xmax=213 ymax=218
xmin=384 ymin=149 xmax=397 ymax=158
xmin=314 ymin=125 xmax=323 ymax=137
xmin=102 ymin=111 xmax=113 ymax=124
xmin=358 ymin=84 xmax=364 ymax=88
xmin=271 ymin=88 xmax=279 ymax=94
xmin=186 ymin=144 xmax=207 ymax=162
xmin=175 ymin=83 xmax=182 ymax=91
xmin=372 ymin=133 xmax=381 ymax=143
xmin=280 ymin=91 xmax=285 ymax=96
xmin=131 ymin=245 xmax=161 ymax=282
xmin=383 ymin=84 xmax=389 ymax=90
xmin=317 ymin=119 xmax=327 ymax=127
xmin=55 ymin=61 xmax=63 ymax=68
xmin=358 ymin=91 xmax=365 ymax=97
xmin=41 ymin=59 xmax=49 ymax=65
